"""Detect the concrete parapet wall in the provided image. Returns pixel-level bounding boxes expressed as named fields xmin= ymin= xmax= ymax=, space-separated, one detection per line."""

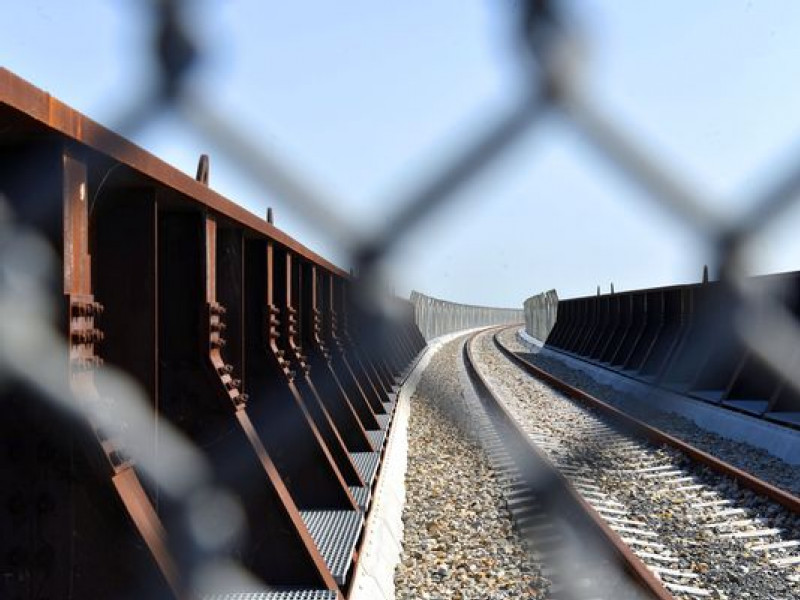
xmin=523 ymin=289 xmax=559 ymax=342
xmin=409 ymin=291 xmax=523 ymax=341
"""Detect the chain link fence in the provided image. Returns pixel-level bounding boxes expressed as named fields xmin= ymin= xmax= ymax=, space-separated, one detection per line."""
xmin=3 ymin=1 xmax=800 ymax=598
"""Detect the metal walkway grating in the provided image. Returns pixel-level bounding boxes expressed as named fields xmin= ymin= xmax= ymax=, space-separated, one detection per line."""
xmin=349 ymin=485 xmax=370 ymax=510
xmin=350 ymin=451 xmax=380 ymax=486
xmin=204 ymin=591 xmax=337 ymax=600
xmin=367 ymin=428 xmax=386 ymax=450
xmin=375 ymin=413 xmax=391 ymax=430
xmin=300 ymin=509 xmax=363 ymax=585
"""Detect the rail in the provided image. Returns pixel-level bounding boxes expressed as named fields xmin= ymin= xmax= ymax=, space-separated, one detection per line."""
xmin=494 ymin=329 xmax=800 ymax=513
xmin=476 ymin=327 xmax=800 ymax=598
xmin=463 ymin=328 xmax=674 ymax=600
xmin=527 ymin=272 xmax=800 ymax=430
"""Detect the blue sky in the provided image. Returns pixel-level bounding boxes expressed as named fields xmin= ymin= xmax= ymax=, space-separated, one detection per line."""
xmin=4 ymin=1 xmax=800 ymax=306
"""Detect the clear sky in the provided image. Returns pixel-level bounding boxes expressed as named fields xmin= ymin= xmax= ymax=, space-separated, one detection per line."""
xmin=4 ymin=1 xmax=800 ymax=307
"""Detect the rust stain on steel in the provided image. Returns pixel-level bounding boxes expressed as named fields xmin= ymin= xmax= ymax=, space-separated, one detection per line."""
xmin=63 ymin=152 xmax=91 ymax=295
xmin=203 ymin=217 xmax=338 ymax=591
xmin=266 ymin=241 xmax=359 ymax=512
xmin=493 ymin=329 xmax=800 ymax=514
xmin=112 ymin=470 xmax=183 ymax=596
xmin=235 ymin=407 xmax=340 ymax=592
xmin=63 ymin=147 xmax=182 ymax=596
xmin=0 ymin=68 xmax=349 ymax=279
xmin=205 ymin=216 xmax=246 ymax=406
xmin=464 ymin=330 xmax=675 ymax=600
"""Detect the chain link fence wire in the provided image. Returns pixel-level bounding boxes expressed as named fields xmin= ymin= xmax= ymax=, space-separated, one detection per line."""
xmin=3 ymin=0 xmax=800 ymax=598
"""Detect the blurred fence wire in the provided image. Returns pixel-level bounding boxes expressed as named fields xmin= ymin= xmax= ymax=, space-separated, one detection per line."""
xmin=3 ymin=0 xmax=800 ymax=598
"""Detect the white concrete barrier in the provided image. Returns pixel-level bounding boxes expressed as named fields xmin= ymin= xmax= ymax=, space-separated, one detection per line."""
xmin=410 ymin=291 xmax=523 ymax=341
xmin=523 ymin=289 xmax=558 ymax=343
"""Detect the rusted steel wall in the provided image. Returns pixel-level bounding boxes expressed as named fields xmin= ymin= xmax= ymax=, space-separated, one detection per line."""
xmin=0 ymin=70 xmax=426 ymax=600
xmin=545 ymin=275 xmax=800 ymax=430
xmin=523 ymin=289 xmax=559 ymax=342
xmin=410 ymin=291 xmax=523 ymax=341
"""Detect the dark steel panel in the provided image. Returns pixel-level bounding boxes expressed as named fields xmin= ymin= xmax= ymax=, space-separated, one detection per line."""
xmin=243 ymin=239 xmax=355 ymax=510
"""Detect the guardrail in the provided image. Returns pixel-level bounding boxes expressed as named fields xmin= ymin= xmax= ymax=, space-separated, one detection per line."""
xmin=0 ymin=70 xmax=425 ymax=599
xmin=543 ymin=272 xmax=800 ymax=430
xmin=410 ymin=290 xmax=523 ymax=340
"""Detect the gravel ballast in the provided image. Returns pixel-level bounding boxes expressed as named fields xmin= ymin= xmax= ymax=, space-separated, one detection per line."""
xmin=394 ymin=335 xmax=545 ymax=600
xmin=475 ymin=329 xmax=800 ymax=599
xmin=499 ymin=327 xmax=800 ymax=496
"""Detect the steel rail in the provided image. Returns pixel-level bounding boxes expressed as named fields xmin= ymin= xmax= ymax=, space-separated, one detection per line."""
xmin=463 ymin=328 xmax=675 ymax=600
xmin=493 ymin=328 xmax=800 ymax=514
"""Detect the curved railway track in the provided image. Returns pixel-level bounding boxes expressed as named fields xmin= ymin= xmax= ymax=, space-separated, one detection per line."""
xmin=461 ymin=326 xmax=800 ymax=600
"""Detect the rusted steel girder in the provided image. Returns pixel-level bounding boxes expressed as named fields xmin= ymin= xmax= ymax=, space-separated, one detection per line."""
xmin=0 ymin=69 xmax=425 ymax=599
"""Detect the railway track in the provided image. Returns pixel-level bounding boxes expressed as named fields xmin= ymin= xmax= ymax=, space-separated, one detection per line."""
xmin=5 ymin=65 xmax=800 ymax=600
xmin=462 ymin=327 xmax=800 ymax=600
